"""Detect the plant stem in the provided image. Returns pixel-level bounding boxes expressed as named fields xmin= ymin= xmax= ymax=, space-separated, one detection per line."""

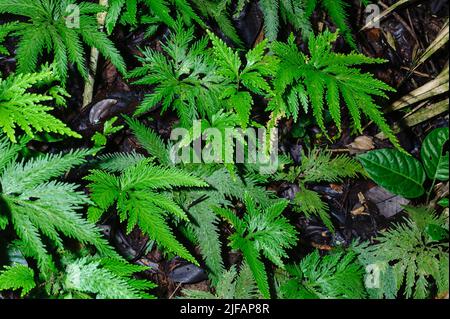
xmin=427 ymin=178 xmax=437 ymax=203
xmin=82 ymin=0 xmax=108 ymax=108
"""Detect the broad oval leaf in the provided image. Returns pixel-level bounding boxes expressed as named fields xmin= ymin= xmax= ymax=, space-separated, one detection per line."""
xmin=421 ymin=127 xmax=449 ymax=181
xmin=358 ymin=149 xmax=426 ymax=198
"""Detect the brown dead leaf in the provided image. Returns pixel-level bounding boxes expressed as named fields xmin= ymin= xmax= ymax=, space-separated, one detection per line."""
xmin=330 ymin=184 xmax=344 ymax=193
xmin=347 ymin=136 xmax=375 ymax=154
xmin=351 ymin=205 xmax=369 ymax=216
xmin=311 ymin=243 xmax=333 ymax=251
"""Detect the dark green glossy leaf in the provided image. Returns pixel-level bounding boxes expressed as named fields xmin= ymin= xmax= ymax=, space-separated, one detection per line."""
xmin=438 ymin=198 xmax=449 ymax=208
xmin=425 ymin=224 xmax=449 ymax=241
xmin=358 ymin=149 xmax=426 ymax=198
xmin=421 ymin=127 xmax=449 ymax=181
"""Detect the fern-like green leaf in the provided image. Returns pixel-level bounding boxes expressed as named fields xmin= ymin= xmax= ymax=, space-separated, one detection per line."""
xmin=64 ymin=257 xmax=156 ymax=299
xmin=280 ymin=250 xmax=366 ymax=299
xmin=0 ymin=66 xmax=80 ymax=142
xmin=214 ymin=193 xmax=298 ymax=298
xmin=86 ymin=158 xmax=208 ymax=265
xmin=355 ymin=206 xmax=449 ymax=299
xmin=271 ymin=30 xmax=399 ymax=148
xmin=0 ymin=138 xmax=119 ymax=277
xmin=1 ymin=0 xmax=125 ymax=83
xmin=0 ymin=264 xmax=36 ymax=297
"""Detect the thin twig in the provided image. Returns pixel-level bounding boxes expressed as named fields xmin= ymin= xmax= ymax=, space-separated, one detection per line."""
xmin=169 ymin=282 xmax=183 ymax=299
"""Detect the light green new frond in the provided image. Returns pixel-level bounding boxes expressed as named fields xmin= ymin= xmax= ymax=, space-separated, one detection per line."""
xmin=0 ymin=68 xmax=80 ymax=142
xmin=228 ymin=92 xmax=253 ymax=128
xmin=208 ymin=30 xmax=241 ymax=81
xmin=0 ymin=264 xmax=36 ymax=297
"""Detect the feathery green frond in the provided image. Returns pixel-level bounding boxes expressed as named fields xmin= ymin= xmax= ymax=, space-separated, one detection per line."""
xmin=299 ymin=148 xmax=362 ymax=183
xmin=125 ymin=116 xmax=170 ymax=165
xmin=280 ymin=250 xmax=366 ymax=299
xmin=106 ymin=0 xmax=205 ymax=39
xmin=275 ymin=148 xmax=362 ymax=231
xmin=0 ymin=0 xmax=125 ymax=83
xmin=271 ymin=30 xmax=399 ymax=147
xmin=0 ymin=137 xmax=119 ymax=277
xmin=64 ymin=257 xmax=156 ymax=299
xmin=0 ymin=66 xmax=79 ymax=142
xmin=129 ymin=22 xmax=223 ymax=126
xmin=355 ymin=206 xmax=449 ymax=299
xmin=98 ymin=152 xmax=146 ymax=172
xmin=0 ymin=264 xmax=36 ymax=297
xmin=86 ymin=158 xmax=208 ymax=264
xmin=214 ymin=193 xmax=298 ymax=298
xmin=293 ymin=187 xmax=333 ymax=231
xmin=208 ymin=31 xmax=277 ymax=127
xmin=182 ymin=262 xmax=260 ymax=299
